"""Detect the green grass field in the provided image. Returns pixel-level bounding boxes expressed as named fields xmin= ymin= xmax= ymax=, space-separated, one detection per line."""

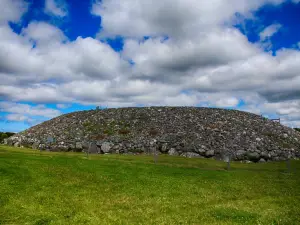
xmin=1 ymin=145 xmax=300 ymax=225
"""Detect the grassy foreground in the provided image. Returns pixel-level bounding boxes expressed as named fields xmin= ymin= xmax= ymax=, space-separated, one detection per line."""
xmin=1 ymin=145 xmax=300 ymax=225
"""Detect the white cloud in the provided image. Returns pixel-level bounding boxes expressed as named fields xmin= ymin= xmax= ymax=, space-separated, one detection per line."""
xmin=0 ymin=101 xmax=61 ymax=126
xmin=44 ymin=0 xmax=68 ymax=17
xmin=0 ymin=102 xmax=61 ymax=118
xmin=216 ymin=97 xmax=240 ymax=108
xmin=122 ymin=28 xmax=258 ymax=82
xmin=260 ymin=23 xmax=282 ymax=40
xmin=6 ymin=114 xmax=28 ymax=122
xmin=56 ymin=104 xmax=70 ymax=109
xmin=92 ymin=0 xmax=285 ymax=39
xmin=1 ymin=0 xmax=300 ymax=129
xmin=0 ymin=0 xmax=28 ymax=24
xmin=21 ymin=21 xmax=67 ymax=47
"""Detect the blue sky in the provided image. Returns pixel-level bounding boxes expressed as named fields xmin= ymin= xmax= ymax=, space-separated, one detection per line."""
xmin=1 ymin=0 xmax=300 ymax=132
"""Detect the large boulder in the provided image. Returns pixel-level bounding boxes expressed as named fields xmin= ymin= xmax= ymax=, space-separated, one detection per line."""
xmin=75 ymin=142 xmax=83 ymax=151
xmin=205 ymin=150 xmax=215 ymax=158
xmin=235 ymin=150 xmax=246 ymax=160
xmin=88 ymin=142 xmax=98 ymax=154
xmin=14 ymin=142 xmax=20 ymax=147
xmin=182 ymin=152 xmax=201 ymax=158
xmin=247 ymin=152 xmax=260 ymax=162
xmin=168 ymin=148 xmax=179 ymax=156
xmin=101 ymin=142 xmax=112 ymax=153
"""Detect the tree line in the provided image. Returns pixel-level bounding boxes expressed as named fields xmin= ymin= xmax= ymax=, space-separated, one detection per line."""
xmin=0 ymin=132 xmax=15 ymax=143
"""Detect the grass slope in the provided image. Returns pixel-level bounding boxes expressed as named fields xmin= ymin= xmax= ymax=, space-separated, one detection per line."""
xmin=1 ymin=145 xmax=300 ymax=225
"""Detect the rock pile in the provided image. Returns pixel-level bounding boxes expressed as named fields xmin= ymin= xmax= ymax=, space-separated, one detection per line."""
xmin=5 ymin=107 xmax=300 ymax=162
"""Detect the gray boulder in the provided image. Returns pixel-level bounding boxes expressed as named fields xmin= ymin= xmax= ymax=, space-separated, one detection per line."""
xmin=236 ymin=150 xmax=246 ymax=160
xmin=160 ymin=143 xmax=168 ymax=153
xmin=205 ymin=150 xmax=215 ymax=158
xmin=247 ymin=152 xmax=260 ymax=161
xmin=32 ymin=142 xmax=40 ymax=149
xmin=195 ymin=147 xmax=206 ymax=155
xmin=182 ymin=152 xmax=201 ymax=158
xmin=14 ymin=142 xmax=20 ymax=147
xmin=260 ymin=151 xmax=270 ymax=160
xmin=101 ymin=142 xmax=111 ymax=153
xmin=88 ymin=142 xmax=98 ymax=153
xmin=168 ymin=148 xmax=179 ymax=156
xmin=259 ymin=158 xmax=266 ymax=163
xmin=75 ymin=142 xmax=83 ymax=150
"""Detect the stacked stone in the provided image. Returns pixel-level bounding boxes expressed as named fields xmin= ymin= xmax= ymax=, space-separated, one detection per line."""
xmin=6 ymin=107 xmax=300 ymax=162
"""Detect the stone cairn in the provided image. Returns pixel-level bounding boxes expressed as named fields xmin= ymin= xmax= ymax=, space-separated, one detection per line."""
xmin=5 ymin=107 xmax=300 ymax=162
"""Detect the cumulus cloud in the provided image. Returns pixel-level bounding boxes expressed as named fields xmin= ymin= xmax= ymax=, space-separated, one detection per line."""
xmin=21 ymin=21 xmax=67 ymax=46
xmin=0 ymin=0 xmax=28 ymax=24
xmin=0 ymin=101 xmax=62 ymax=126
xmin=92 ymin=0 xmax=285 ymax=39
xmin=0 ymin=102 xmax=61 ymax=118
xmin=6 ymin=114 xmax=28 ymax=122
xmin=44 ymin=0 xmax=68 ymax=17
xmin=122 ymin=28 xmax=258 ymax=83
xmin=1 ymin=0 xmax=300 ymax=129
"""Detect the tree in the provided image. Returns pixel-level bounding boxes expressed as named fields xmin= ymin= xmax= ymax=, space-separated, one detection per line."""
xmin=0 ymin=133 xmax=8 ymax=143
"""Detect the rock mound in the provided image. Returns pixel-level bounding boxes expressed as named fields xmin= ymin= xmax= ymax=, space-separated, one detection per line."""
xmin=6 ymin=107 xmax=300 ymax=162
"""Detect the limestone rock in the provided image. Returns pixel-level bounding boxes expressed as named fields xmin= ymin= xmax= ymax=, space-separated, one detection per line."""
xmin=259 ymin=158 xmax=266 ymax=163
xmin=236 ymin=150 xmax=246 ymax=160
xmin=14 ymin=142 xmax=20 ymax=147
xmin=168 ymin=148 xmax=179 ymax=156
xmin=182 ymin=152 xmax=201 ymax=158
xmin=205 ymin=150 xmax=215 ymax=158
xmin=247 ymin=152 xmax=260 ymax=161
xmin=101 ymin=142 xmax=111 ymax=153
xmin=88 ymin=143 xmax=98 ymax=154
xmin=75 ymin=142 xmax=83 ymax=150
